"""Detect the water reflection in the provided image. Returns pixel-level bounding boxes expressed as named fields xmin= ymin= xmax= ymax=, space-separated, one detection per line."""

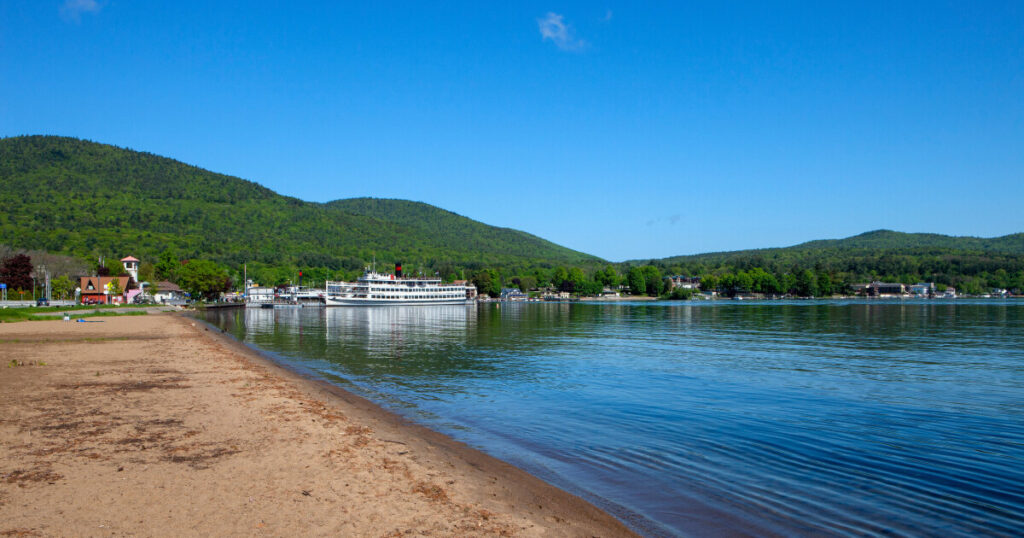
xmin=204 ymin=300 xmax=1024 ymax=537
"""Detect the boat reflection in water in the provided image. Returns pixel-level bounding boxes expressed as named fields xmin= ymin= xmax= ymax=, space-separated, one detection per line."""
xmin=224 ymin=305 xmax=478 ymax=384
xmin=203 ymin=301 xmax=1024 ymax=537
xmin=324 ymin=304 xmax=476 ymax=352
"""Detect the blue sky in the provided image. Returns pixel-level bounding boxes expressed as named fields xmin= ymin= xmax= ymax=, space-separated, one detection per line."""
xmin=2 ymin=2 xmax=1022 ymax=261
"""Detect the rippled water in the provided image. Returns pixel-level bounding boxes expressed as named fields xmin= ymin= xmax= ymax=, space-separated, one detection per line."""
xmin=204 ymin=300 xmax=1024 ymax=536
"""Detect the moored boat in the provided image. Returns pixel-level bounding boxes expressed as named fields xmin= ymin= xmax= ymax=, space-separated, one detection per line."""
xmin=324 ymin=264 xmax=477 ymax=306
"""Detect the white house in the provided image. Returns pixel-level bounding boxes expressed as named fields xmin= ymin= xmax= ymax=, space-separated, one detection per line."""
xmin=666 ymin=275 xmax=701 ymax=290
xmin=500 ymin=287 xmax=529 ymax=301
xmin=909 ymin=283 xmax=935 ymax=297
xmin=152 ymin=280 xmax=186 ymax=303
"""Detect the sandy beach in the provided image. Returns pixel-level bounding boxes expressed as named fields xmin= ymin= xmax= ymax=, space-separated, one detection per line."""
xmin=0 ymin=313 xmax=635 ymax=537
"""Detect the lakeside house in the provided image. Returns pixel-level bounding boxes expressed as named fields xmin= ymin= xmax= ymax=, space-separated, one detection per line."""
xmin=665 ymin=275 xmax=701 ymax=290
xmin=909 ymin=283 xmax=936 ymax=297
xmin=500 ymin=287 xmax=529 ymax=301
xmin=853 ymin=281 xmax=906 ymax=297
xmin=79 ymin=276 xmax=131 ymax=304
xmin=152 ymin=281 xmax=186 ymax=303
xmin=852 ymin=281 xmax=959 ymax=298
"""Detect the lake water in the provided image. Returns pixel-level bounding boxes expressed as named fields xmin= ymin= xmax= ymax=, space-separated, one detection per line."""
xmin=203 ymin=300 xmax=1024 ymax=537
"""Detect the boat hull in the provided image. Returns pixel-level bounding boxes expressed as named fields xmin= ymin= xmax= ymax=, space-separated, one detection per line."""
xmin=324 ymin=297 xmax=475 ymax=306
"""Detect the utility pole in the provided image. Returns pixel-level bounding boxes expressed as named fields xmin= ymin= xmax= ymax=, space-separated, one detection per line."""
xmin=38 ymin=264 xmax=49 ymax=301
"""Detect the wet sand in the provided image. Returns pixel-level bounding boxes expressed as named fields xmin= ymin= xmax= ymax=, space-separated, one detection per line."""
xmin=0 ymin=314 xmax=635 ymax=537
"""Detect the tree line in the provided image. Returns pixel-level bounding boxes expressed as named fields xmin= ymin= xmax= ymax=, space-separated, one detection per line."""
xmin=5 ymin=246 xmax=1023 ymax=303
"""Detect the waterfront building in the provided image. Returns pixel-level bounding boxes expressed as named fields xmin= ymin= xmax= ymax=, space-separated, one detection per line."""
xmin=870 ymin=282 xmax=905 ymax=296
xmin=666 ymin=275 xmax=701 ymax=290
xmin=500 ymin=288 xmax=529 ymax=301
xmin=151 ymin=281 xmax=186 ymax=303
xmin=909 ymin=283 xmax=935 ymax=297
xmin=79 ymin=276 xmax=131 ymax=304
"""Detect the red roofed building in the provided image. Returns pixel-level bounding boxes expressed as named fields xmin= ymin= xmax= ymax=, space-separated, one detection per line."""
xmin=80 ymin=276 xmax=131 ymax=305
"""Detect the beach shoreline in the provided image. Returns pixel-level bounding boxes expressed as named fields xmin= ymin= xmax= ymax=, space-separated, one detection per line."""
xmin=0 ymin=313 xmax=635 ymax=537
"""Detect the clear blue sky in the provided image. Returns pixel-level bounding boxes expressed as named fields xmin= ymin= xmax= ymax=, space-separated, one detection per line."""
xmin=2 ymin=2 xmax=1022 ymax=261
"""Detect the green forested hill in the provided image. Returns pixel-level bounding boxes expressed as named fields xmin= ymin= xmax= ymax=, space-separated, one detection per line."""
xmin=325 ymin=198 xmax=575 ymax=262
xmin=784 ymin=229 xmax=1024 ymax=254
xmin=4 ymin=135 xmax=1019 ymax=295
xmin=643 ymin=230 xmax=1024 ymax=294
xmin=0 ymin=135 xmax=601 ymax=275
xmin=654 ymin=230 xmax=1024 ymax=267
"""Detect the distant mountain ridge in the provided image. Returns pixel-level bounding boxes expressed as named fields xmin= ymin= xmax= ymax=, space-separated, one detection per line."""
xmin=642 ymin=229 xmax=1023 ymax=295
xmin=652 ymin=229 xmax=1024 ymax=266
xmin=792 ymin=230 xmax=1024 ymax=253
xmin=0 ymin=135 xmax=601 ymax=270
xmin=3 ymin=135 xmax=1018 ymax=287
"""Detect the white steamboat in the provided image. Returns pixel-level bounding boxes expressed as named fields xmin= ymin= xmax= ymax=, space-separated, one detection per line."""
xmin=324 ymin=265 xmax=477 ymax=306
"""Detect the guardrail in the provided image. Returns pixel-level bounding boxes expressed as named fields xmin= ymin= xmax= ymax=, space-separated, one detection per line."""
xmin=0 ymin=300 xmax=77 ymax=307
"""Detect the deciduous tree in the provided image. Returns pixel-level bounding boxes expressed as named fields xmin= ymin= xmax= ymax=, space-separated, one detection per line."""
xmin=0 ymin=254 xmax=33 ymax=291
xmin=107 ymin=277 xmax=123 ymax=297
xmin=595 ymin=265 xmax=619 ymax=287
xmin=176 ymin=260 xmax=231 ymax=301
xmin=51 ymin=275 xmax=75 ymax=300
xmin=155 ymin=248 xmax=179 ymax=281
xmin=627 ymin=267 xmax=646 ymax=296
xmin=641 ymin=265 xmax=663 ymax=296
xmin=471 ymin=269 xmax=500 ymax=298
xmin=795 ymin=269 xmax=818 ymax=297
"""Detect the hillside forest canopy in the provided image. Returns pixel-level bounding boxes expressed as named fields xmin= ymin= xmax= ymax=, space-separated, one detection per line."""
xmin=0 ymin=136 xmax=1021 ymax=298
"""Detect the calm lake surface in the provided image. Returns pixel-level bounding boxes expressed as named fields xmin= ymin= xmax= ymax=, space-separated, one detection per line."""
xmin=203 ymin=300 xmax=1024 ymax=536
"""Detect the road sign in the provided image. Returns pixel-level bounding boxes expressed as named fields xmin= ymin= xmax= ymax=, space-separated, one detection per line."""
xmin=0 ymin=283 xmax=6 ymax=289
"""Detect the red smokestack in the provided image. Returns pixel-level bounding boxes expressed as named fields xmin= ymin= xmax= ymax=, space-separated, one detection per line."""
xmin=396 ymin=263 xmax=403 ymax=278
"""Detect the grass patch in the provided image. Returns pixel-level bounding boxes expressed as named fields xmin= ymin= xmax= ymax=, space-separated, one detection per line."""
xmin=0 ymin=309 xmax=148 ymax=323
xmin=33 ymin=311 xmax=148 ymax=321
xmin=0 ymin=309 xmax=35 ymax=322
xmin=36 ymin=304 xmax=154 ymax=312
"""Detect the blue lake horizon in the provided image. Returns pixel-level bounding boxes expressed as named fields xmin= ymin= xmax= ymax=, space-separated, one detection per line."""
xmin=203 ymin=300 xmax=1024 ymax=537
